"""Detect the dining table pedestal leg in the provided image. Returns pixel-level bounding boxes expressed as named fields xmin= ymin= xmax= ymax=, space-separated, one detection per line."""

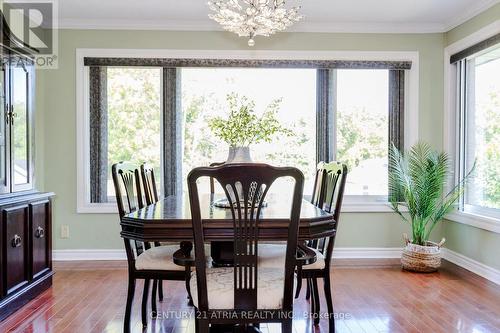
xmin=210 ymin=241 xmax=234 ymax=266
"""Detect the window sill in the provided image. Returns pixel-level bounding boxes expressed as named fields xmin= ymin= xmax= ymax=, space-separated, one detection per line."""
xmin=341 ymin=202 xmax=395 ymax=213
xmin=77 ymin=203 xmax=117 ymax=214
xmin=446 ymin=211 xmax=500 ymax=234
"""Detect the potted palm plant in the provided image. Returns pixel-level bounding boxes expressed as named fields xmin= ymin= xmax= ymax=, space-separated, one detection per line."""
xmin=389 ymin=142 xmax=472 ymax=272
xmin=208 ymin=93 xmax=291 ymax=163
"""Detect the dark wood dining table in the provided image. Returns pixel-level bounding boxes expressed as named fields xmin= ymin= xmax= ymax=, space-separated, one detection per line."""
xmin=122 ymin=193 xmax=336 ymax=265
xmin=121 ymin=193 xmax=336 ymax=243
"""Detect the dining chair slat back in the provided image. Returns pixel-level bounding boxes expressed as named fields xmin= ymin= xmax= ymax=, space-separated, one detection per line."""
xmin=209 ymin=161 xmax=225 ymax=194
xmin=310 ymin=161 xmax=347 ymax=261
xmin=310 ymin=166 xmax=327 ymax=208
xmin=141 ymin=163 xmax=159 ymax=206
xmin=187 ymin=163 xmax=304 ymax=329
xmin=111 ymin=162 xmax=147 ymax=256
xmin=112 ymin=161 xmax=144 ymax=218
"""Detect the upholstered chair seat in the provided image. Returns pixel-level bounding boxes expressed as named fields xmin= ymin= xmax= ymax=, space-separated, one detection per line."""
xmin=301 ymin=248 xmax=325 ymax=270
xmin=190 ymin=267 xmax=296 ymax=309
xmin=258 ymin=243 xmax=325 ymax=270
xmin=135 ymin=245 xmax=185 ymax=271
xmin=136 ymin=244 xmax=211 ymax=271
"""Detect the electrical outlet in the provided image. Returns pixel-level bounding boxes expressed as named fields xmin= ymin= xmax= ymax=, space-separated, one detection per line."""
xmin=61 ymin=225 xmax=69 ymax=239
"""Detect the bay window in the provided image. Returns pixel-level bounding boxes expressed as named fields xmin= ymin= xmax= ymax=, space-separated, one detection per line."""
xmin=79 ymin=54 xmax=411 ymax=211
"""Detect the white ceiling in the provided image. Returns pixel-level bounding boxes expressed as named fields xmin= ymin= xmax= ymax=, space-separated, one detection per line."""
xmin=57 ymin=0 xmax=500 ymax=33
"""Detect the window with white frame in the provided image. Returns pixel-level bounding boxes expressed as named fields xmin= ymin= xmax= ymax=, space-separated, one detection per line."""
xmin=181 ymin=68 xmax=317 ymax=194
xmin=78 ymin=54 xmax=412 ymax=211
xmin=87 ymin=67 xmax=162 ymax=203
xmin=336 ymin=69 xmax=390 ymax=197
xmin=453 ymin=39 xmax=500 ymax=218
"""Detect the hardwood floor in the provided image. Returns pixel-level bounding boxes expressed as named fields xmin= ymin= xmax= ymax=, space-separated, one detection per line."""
xmin=0 ymin=259 xmax=499 ymax=333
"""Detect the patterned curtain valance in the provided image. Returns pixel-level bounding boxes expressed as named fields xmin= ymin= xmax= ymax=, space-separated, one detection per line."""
xmin=84 ymin=57 xmax=412 ymax=70
xmin=450 ymin=33 xmax=500 ymax=64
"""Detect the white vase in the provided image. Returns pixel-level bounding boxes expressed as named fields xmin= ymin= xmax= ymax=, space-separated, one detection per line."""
xmin=226 ymin=146 xmax=253 ymax=163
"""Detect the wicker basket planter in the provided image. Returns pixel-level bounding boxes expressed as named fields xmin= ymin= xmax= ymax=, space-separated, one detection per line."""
xmin=401 ymin=234 xmax=446 ymax=273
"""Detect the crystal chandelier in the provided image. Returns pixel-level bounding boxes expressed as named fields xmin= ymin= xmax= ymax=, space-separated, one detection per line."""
xmin=208 ymin=0 xmax=303 ymax=46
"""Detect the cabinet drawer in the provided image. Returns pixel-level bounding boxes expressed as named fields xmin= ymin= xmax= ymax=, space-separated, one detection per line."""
xmin=2 ymin=204 xmax=29 ymax=295
xmin=30 ymin=200 xmax=51 ymax=278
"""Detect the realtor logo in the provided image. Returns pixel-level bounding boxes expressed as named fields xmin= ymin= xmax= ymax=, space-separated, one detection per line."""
xmin=1 ymin=0 xmax=58 ymax=68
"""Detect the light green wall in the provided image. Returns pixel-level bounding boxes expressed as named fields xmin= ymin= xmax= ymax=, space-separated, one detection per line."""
xmin=39 ymin=29 xmax=446 ymax=250
xmin=337 ymin=214 xmax=440 ymax=247
xmin=443 ymin=221 xmax=500 ymax=269
xmin=445 ymin=3 xmax=500 ymax=46
xmin=441 ymin=4 xmax=500 ymax=271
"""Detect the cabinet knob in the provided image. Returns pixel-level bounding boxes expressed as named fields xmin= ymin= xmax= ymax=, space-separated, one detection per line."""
xmin=11 ymin=234 xmax=22 ymax=248
xmin=35 ymin=226 xmax=45 ymax=238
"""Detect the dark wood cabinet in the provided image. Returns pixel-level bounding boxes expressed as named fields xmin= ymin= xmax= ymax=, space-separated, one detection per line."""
xmin=30 ymin=200 xmax=51 ymax=279
xmin=3 ymin=204 xmax=30 ymax=295
xmin=0 ymin=13 xmax=54 ymax=321
xmin=0 ymin=194 xmax=53 ymax=321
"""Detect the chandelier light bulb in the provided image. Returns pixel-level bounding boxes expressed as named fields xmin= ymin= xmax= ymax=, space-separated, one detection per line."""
xmin=248 ymin=38 xmax=255 ymax=46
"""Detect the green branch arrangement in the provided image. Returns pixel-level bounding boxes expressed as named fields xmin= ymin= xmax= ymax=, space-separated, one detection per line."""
xmin=389 ymin=142 xmax=474 ymax=246
xmin=208 ymin=93 xmax=292 ymax=147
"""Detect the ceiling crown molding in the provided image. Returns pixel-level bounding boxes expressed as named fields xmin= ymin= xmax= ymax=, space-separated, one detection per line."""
xmin=59 ymin=18 xmax=447 ymax=33
xmin=443 ymin=0 xmax=500 ymax=32
xmin=58 ymin=18 xmax=222 ymax=31
xmin=57 ymin=0 xmax=500 ymax=34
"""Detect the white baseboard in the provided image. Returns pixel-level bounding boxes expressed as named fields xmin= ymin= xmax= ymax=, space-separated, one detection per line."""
xmin=332 ymin=247 xmax=403 ymax=259
xmin=441 ymin=248 xmax=500 ymax=285
xmin=53 ymin=247 xmax=404 ymax=261
xmin=53 ymin=249 xmax=126 ymax=261
xmin=52 ymin=247 xmax=500 ymax=285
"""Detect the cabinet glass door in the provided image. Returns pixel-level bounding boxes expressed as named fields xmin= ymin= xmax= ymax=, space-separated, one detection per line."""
xmin=11 ymin=63 xmax=31 ymax=189
xmin=0 ymin=50 xmax=9 ymax=194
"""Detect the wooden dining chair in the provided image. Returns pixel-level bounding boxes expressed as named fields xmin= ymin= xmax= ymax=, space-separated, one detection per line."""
xmin=258 ymin=163 xmax=328 ymax=292
xmin=301 ymin=161 xmax=347 ymax=331
xmin=112 ymin=162 xmax=190 ymax=332
xmin=140 ymin=163 xmax=165 ymax=309
xmin=208 ymin=161 xmax=291 ymax=272
xmin=187 ymin=163 xmax=305 ymax=332
xmin=302 ymin=162 xmax=327 ymax=300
